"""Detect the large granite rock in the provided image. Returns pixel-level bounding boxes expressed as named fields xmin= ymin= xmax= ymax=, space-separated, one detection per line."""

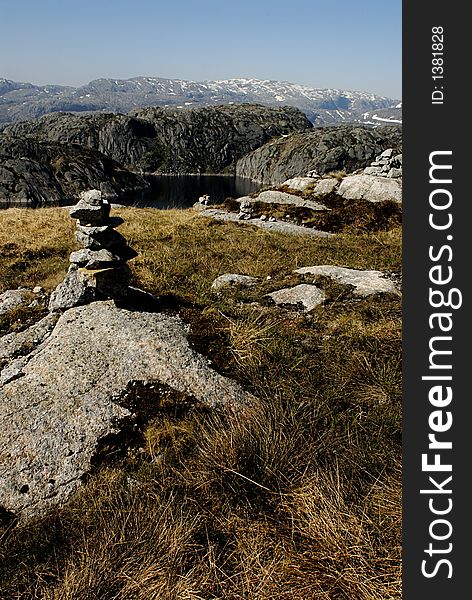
xmin=235 ymin=125 xmax=402 ymax=185
xmin=295 ymin=266 xmax=399 ymax=296
xmin=337 ymin=174 xmax=402 ymax=203
xmin=0 ymin=301 xmax=256 ymax=519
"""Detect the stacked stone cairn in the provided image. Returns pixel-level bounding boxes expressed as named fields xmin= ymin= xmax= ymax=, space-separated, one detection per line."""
xmin=363 ymin=148 xmax=402 ymax=178
xmin=49 ymin=190 xmax=137 ymax=311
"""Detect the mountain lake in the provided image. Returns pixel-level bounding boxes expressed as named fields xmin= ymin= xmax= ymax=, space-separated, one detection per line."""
xmin=122 ymin=175 xmax=261 ymax=209
xmin=0 ymin=175 xmax=261 ymax=209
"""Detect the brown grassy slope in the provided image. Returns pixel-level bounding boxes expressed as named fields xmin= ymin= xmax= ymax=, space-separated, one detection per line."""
xmin=0 ymin=207 xmax=401 ymax=599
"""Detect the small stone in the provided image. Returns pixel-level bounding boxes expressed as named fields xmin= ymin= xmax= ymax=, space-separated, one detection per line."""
xmin=239 ymin=198 xmax=254 ymax=212
xmin=70 ymin=190 xmax=110 ymax=226
xmin=0 ymin=289 xmax=29 ymax=317
xmin=76 ymin=225 xmax=128 ymax=251
xmin=260 ymin=215 xmax=267 ymax=221
xmin=32 ymin=286 xmax=44 ymax=294
xmin=379 ymin=148 xmax=394 ymax=159
xmin=69 ymin=248 xmax=123 ymax=269
xmin=211 ymin=273 xmax=259 ymax=293
xmin=267 ymin=284 xmax=325 ymax=312
xmin=387 ymin=168 xmax=402 ymax=178
xmin=363 ymin=167 xmax=383 ymax=176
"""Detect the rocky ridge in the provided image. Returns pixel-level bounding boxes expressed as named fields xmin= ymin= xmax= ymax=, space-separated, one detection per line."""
xmin=0 ymin=76 xmax=400 ymax=126
xmin=0 ymin=135 xmax=149 ymax=206
xmin=235 ymin=125 xmax=402 ymax=185
xmin=2 ymin=105 xmax=312 ymax=175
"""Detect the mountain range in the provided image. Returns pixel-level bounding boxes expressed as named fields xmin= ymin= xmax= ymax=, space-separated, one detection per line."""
xmin=0 ymin=76 xmax=401 ymax=126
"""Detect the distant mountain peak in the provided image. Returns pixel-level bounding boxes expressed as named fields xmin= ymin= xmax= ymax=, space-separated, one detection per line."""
xmin=0 ymin=75 xmax=401 ymax=126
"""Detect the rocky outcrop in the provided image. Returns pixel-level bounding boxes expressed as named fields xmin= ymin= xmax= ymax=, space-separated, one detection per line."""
xmin=235 ymin=125 xmax=402 ymax=185
xmin=0 ymin=300 xmax=256 ymax=519
xmin=362 ymin=148 xmax=402 ymax=178
xmin=3 ymin=104 xmax=312 ymax=175
xmin=295 ymin=266 xmax=399 ymax=296
xmin=198 ymin=208 xmax=332 ymax=237
xmin=240 ymin=190 xmax=328 ymax=211
xmin=0 ymin=135 xmax=149 ymax=206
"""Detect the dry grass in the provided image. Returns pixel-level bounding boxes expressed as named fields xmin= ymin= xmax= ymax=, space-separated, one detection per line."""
xmin=0 ymin=208 xmax=76 ymax=292
xmin=0 ymin=205 xmax=401 ymax=599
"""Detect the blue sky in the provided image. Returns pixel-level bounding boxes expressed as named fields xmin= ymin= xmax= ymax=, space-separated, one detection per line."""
xmin=0 ymin=0 xmax=401 ymax=98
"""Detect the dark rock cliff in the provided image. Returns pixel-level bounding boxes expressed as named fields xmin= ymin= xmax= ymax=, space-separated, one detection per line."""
xmin=3 ymin=104 xmax=312 ymax=175
xmin=235 ymin=125 xmax=402 ymax=185
xmin=0 ymin=136 xmax=149 ymax=206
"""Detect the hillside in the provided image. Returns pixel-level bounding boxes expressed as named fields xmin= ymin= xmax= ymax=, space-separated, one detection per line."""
xmin=2 ymin=104 xmax=311 ymax=174
xmin=236 ymin=125 xmax=402 ymax=184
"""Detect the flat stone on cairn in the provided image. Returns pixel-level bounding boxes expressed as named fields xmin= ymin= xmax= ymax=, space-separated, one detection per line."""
xmin=69 ymin=189 xmax=111 ymax=225
xmin=49 ymin=190 xmax=137 ymax=311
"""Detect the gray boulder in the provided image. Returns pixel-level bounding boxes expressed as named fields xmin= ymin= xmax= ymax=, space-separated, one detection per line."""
xmin=295 ymin=265 xmax=399 ymax=296
xmin=48 ymin=267 xmax=131 ymax=311
xmin=310 ymin=178 xmax=340 ymax=197
xmin=267 ymin=284 xmax=325 ymax=311
xmin=0 ymin=301 xmax=256 ymax=519
xmin=282 ymin=177 xmax=318 ymax=192
xmin=0 ymin=289 xmax=29 ymax=317
xmin=199 ymin=208 xmax=332 ymax=237
xmin=337 ymin=174 xmax=402 ymax=203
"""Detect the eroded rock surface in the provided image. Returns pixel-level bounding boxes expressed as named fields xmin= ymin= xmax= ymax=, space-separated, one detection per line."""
xmin=0 ymin=301 xmax=255 ymax=519
xmin=251 ymin=190 xmax=328 ymax=210
xmin=295 ymin=265 xmax=399 ymax=296
xmin=337 ymin=175 xmax=402 ymax=203
xmin=0 ymin=135 xmax=149 ymax=206
xmin=199 ymin=209 xmax=332 ymax=237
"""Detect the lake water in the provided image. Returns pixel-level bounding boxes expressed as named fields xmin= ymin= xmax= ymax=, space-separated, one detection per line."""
xmin=0 ymin=175 xmax=261 ymax=209
xmin=119 ymin=175 xmax=261 ymax=208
